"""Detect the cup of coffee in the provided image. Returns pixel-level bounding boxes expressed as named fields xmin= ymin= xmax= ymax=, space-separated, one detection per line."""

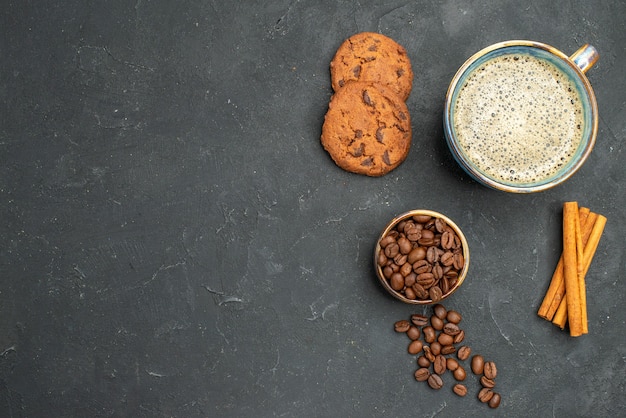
xmin=444 ymin=40 xmax=599 ymax=193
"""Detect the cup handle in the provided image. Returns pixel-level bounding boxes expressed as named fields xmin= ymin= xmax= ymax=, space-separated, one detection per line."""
xmin=570 ymin=44 xmax=599 ymax=74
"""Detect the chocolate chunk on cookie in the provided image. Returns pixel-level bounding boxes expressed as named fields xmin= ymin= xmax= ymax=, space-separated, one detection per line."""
xmin=321 ymin=82 xmax=412 ymax=177
xmin=330 ymin=32 xmax=414 ymax=101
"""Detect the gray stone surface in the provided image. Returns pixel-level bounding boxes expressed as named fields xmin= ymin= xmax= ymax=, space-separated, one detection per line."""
xmin=1 ymin=1 xmax=624 ymax=416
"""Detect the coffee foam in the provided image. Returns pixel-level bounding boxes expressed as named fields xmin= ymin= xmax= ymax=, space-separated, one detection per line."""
xmin=453 ymin=53 xmax=584 ymax=185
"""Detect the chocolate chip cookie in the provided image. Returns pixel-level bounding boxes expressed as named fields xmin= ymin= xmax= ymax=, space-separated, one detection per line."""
xmin=330 ymin=32 xmax=414 ymax=101
xmin=321 ymin=82 xmax=412 ymax=177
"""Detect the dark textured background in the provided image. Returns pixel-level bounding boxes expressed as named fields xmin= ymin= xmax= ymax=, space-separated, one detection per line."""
xmin=1 ymin=1 xmax=625 ymax=417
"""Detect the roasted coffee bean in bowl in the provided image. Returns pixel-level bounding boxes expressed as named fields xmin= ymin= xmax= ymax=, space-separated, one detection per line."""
xmin=374 ymin=210 xmax=469 ymax=304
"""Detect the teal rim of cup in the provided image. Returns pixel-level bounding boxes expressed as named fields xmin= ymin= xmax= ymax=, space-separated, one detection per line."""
xmin=443 ymin=40 xmax=599 ymax=193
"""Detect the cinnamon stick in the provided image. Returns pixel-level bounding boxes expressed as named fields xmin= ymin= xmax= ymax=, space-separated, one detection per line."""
xmin=537 ymin=207 xmax=592 ymax=320
xmin=563 ymin=202 xmax=583 ymax=337
xmin=550 ymin=212 xmax=606 ymax=333
xmin=579 ymin=214 xmax=607 ymax=334
xmin=552 ymin=297 xmax=568 ymax=329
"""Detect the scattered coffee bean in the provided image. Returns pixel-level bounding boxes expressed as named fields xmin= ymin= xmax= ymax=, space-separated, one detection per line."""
xmin=446 ymin=357 xmax=459 ymax=371
xmin=430 ymin=315 xmax=445 ymax=331
xmin=410 ymin=314 xmax=428 ymax=327
xmin=438 ymin=333 xmax=454 ymax=346
xmin=480 ymin=376 xmax=496 ymax=388
xmin=393 ymin=303 xmax=502 ymax=410
xmin=453 ymin=365 xmax=466 ymax=381
xmin=488 ymin=392 xmax=501 ymax=409
xmin=440 ymin=345 xmax=456 ymax=355
xmin=471 ymin=355 xmax=485 ymax=375
xmin=408 ymin=340 xmax=423 ymax=355
xmin=414 ymin=368 xmax=430 ymax=382
xmin=443 ymin=322 xmax=461 ymax=336
xmin=406 ymin=326 xmax=420 ymax=341
xmin=457 ymin=345 xmax=471 ymax=361
xmin=394 ymin=320 xmax=410 ymax=333
xmin=433 ymin=354 xmax=447 ymax=375
xmin=446 ymin=310 xmax=462 ymax=324
xmin=427 ymin=373 xmax=444 ymax=390
xmin=417 ymin=355 xmax=431 ymax=368
xmin=452 ymin=384 xmax=467 ymax=397
xmin=433 ymin=303 xmax=447 ymax=319
xmin=423 ymin=326 xmax=436 ymax=343
xmin=484 ymin=361 xmax=497 ymax=379
xmin=423 ymin=346 xmax=435 ymax=362
xmin=478 ymin=388 xmax=494 ymax=403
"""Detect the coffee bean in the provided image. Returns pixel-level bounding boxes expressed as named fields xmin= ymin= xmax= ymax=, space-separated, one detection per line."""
xmin=440 ymin=251 xmax=455 ymax=266
xmin=423 ymin=326 xmax=436 ymax=343
xmin=457 ymin=345 xmax=471 ymax=361
xmin=446 ymin=310 xmax=462 ymax=324
xmin=426 ymin=246 xmax=440 ymax=264
xmin=480 ymin=375 xmax=496 ymax=388
xmin=433 ymin=303 xmax=447 ymax=319
xmin=377 ymin=251 xmax=388 ymax=266
xmin=434 ymin=218 xmax=447 ymax=233
xmin=430 ymin=342 xmax=442 ymax=356
xmin=438 ymin=333 xmax=454 ymax=346
xmin=404 ymin=286 xmax=417 ymax=300
xmin=405 ymin=273 xmax=417 ymax=287
xmin=394 ymin=320 xmax=410 ymax=333
xmin=408 ymin=340 xmax=423 ymax=355
xmin=423 ymin=346 xmax=435 ymax=362
xmin=478 ymin=388 xmax=494 ymax=403
xmin=417 ymin=355 xmax=430 ymax=368
xmin=453 ymin=365 xmax=466 ymax=381
xmin=484 ymin=361 xmax=497 ymax=379
xmin=414 ymin=367 xmax=430 ymax=382
xmin=384 ymin=242 xmax=400 ymax=258
xmin=453 ymin=253 xmax=464 ymax=270
xmin=488 ymin=392 xmax=501 ymax=408
xmin=405 ymin=226 xmax=421 ymax=242
xmin=453 ymin=330 xmax=465 ymax=344
xmin=412 ymin=283 xmax=429 ymax=299
xmin=441 ymin=345 xmax=456 ymax=355
xmin=410 ymin=314 xmax=428 ymax=327
xmin=427 ymin=373 xmax=444 ymax=390
xmin=471 ymin=355 xmax=485 ymax=375
xmin=430 ymin=315 xmax=444 ymax=331
xmin=407 ymin=247 xmax=426 ymax=264
xmin=446 ymin=357 xmax=459 ymax=371
xmin=406 ymin=326 xmax=420 ymax=341
xmin=379 ymin=235 xmax=396 ymax=248
xmin=433 ymin=354 xmax=447 ymax=375
xmin=420 ymin=229 xmax=435 ymax=242
xmin=413 ymin=260 xmax=431 ymax=274
xmin=393 ymin=253 xmax=408 ymax=266
xmin=429 ymin=286 xmax=443 ymax=302
xmin=417 ymin=272 xmax=435 ymax=287
xmin=452 ymin=384 xmax=467 ymax=397
xmin=432 ymin=263 xmax=444 ymax=280
xmin=413 ymin=214 xmax=432 ymax=223
xmin=390 ymin=272 xmax=404 ymax=291
xmin=382 ymin=265 xmax=393 ymax=279
xmin=443 ymin=323 xmax=461 ymax=336
xmin=397 ymin=237 xmax=412 ymax=254
xmin=440 ymin=277 xmax=450 ymax=294
xmin=400 ymin=262 xmax=413 ymax=277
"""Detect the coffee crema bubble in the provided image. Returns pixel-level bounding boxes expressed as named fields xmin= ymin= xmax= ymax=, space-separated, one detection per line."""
xmin=453 ymin=53 xmax=585 ymax=185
